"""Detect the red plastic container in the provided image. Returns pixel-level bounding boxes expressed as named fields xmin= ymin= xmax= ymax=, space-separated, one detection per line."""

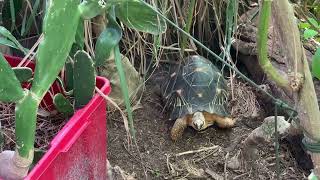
xmin=2 ymin=55 xmax=111 ymax=179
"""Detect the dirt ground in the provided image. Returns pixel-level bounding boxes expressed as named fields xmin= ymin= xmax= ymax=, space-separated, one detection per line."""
xmin=107 ymin=71 xmax=309 ymax=180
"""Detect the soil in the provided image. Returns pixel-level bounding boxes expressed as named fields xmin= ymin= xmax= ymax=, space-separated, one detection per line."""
xmin=0 ymin=103 xmax=67 ymax=151
xmin=107 ymin=70 xmax=309 ymax=180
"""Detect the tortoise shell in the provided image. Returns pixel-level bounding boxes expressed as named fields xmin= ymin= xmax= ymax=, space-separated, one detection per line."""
xmin=161 ymin=55 xmax=229 ymax=121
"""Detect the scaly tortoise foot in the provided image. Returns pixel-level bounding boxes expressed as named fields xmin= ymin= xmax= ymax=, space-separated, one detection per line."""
xmin=170 ymin=117 xmax=187 ymax=141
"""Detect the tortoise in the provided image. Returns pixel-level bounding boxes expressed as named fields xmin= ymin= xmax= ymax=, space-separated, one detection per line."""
xmin=161 ymin=55 xmax=235 ymax=141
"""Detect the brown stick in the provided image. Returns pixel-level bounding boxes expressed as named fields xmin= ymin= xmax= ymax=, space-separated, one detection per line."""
xmin=175 ymin=146 xmax=220 ymax=157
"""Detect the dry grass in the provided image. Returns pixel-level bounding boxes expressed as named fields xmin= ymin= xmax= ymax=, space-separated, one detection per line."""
xmin=227 ymin=78 xmax=262 ymax=120
xmin=0 ymin=102 xmax=67 ymax=151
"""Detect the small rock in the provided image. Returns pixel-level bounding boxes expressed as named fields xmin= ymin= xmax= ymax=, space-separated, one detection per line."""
xmin=227 ymin=155 xmax=241 ymax=170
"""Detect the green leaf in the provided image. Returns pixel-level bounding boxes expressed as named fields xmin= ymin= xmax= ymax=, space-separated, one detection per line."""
xmin=308 ymin=172 xmax=319 ymax=180
xmin=53 ymin=93 xmax=74 ymax=116
xmin=0 ymin=37 xmax=17 ymax=48
xmin=311 ymin=48 xmax=320 ymax=80
xmin=304 ymin=29 xmax=318 ymax=39
xmin=114 ymin=45 xmax=136 ymax=139
xmin=308 ymin=17 xmax=320 ymax=28
xmin=94 ymin=13 xmax=122 ymax=67
xmin=114 ymin=0 xmax=166 ymax=35
xmin=0 ymin=26 xmax=27 ymax=54
xmin=73 ymin=50 xmax=96 ymax=109
xmin=0 ymin=53 xmax=25 ymax=102
xmin=78 ymin=0 xmax=106 ymax=19
xmin=0 ymin=37 xmax=29 ymax=52
xmin=13 ymin=67 xmax=33 ymax=83
xmin=298 ymin=22 xmax=311 ymax=29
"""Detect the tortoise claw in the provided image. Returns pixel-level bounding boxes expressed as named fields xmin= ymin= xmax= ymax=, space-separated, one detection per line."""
xmin=170 ymin=117 xmax=187 ymax=141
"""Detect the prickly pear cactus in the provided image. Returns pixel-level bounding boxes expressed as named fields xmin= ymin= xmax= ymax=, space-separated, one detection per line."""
xmin=65 ymin=57 xmax=74 ymax=91
xmin=0 ymin=54 xmax=25 ymax=102
xmin=13 ymin=67 xmax=33 ymax=83
xmin=53 ymin=93 xmax=74 ymax=116
xmin=73 ymin=50 xmax=96 ymax=109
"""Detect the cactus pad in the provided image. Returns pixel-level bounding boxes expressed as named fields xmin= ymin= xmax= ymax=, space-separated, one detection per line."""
xmin=13 ymin=67 xmax=33 ymax=83
xmin=0 ymin=54 xmax=25 ymax=102
xmin=73 ymin=50 xmax=96 ymax=109
xmin=53 ymin=93 xmax=74 ymax=116
xmin=65 ymin=57 xmax=74 ymax=91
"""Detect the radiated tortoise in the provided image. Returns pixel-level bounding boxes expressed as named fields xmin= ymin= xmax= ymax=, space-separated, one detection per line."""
xmin=161 ymin=55 xmax=235 ymax=140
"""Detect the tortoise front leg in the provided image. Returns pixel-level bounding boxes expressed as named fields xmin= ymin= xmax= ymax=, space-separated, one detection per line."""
xmin=204 ymin=113 xmax=235 ymax=128
xmin=171 ymin=116 xmax=188 ymax=141
xmin=214 ymin=116 xmax=235 ymax=128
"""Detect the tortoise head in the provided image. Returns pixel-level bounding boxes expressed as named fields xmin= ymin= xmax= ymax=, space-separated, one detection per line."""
xmin=191 ymin=112 xmax=205 ymax=130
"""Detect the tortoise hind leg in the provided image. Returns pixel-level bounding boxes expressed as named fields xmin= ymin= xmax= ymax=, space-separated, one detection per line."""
xmin=171 ymin=116 xmax=188 ymax=141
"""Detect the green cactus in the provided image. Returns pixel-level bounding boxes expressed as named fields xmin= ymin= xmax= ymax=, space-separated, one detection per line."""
xmin=15 ymin=0 xmax=82 ymax=161
xmin=65 ymin=57 xmax=74 ymax=92
xmin=73 ymin=50 xmax=96 ymax=109
xmin=70 ymin=20 xmax=84 ymax=57
xmin=0 ymin=26 xmax=28 ymax=54
xmin=13 ymin=67 xmax=33 ymax=83
xmin=11 ymin=0 xmax=109 ymax=160
xmin=0 ymin=53 xmax=25 ymax=102
xmin=53 ymin=93 xmax=74 ymax=116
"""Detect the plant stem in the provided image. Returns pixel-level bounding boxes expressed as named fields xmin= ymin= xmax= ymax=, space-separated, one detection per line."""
xmin=180 ymin=0 xmax=195 ymax=55
xmin=224 ymin=0 xmax=237 ymax=55
xmin=257 ymin=0 xmax=290 ymax=89
xmin=15 ymin=92 xmax=39 ymax=158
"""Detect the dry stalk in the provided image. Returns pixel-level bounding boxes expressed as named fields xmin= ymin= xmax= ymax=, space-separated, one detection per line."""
xmin=205 ymin=168 xmax=224 ymax=180
xmin=95 ymin=87 xmax=130 ymax=141
xmin=175 ymin=145 xmax=220 ymax=157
